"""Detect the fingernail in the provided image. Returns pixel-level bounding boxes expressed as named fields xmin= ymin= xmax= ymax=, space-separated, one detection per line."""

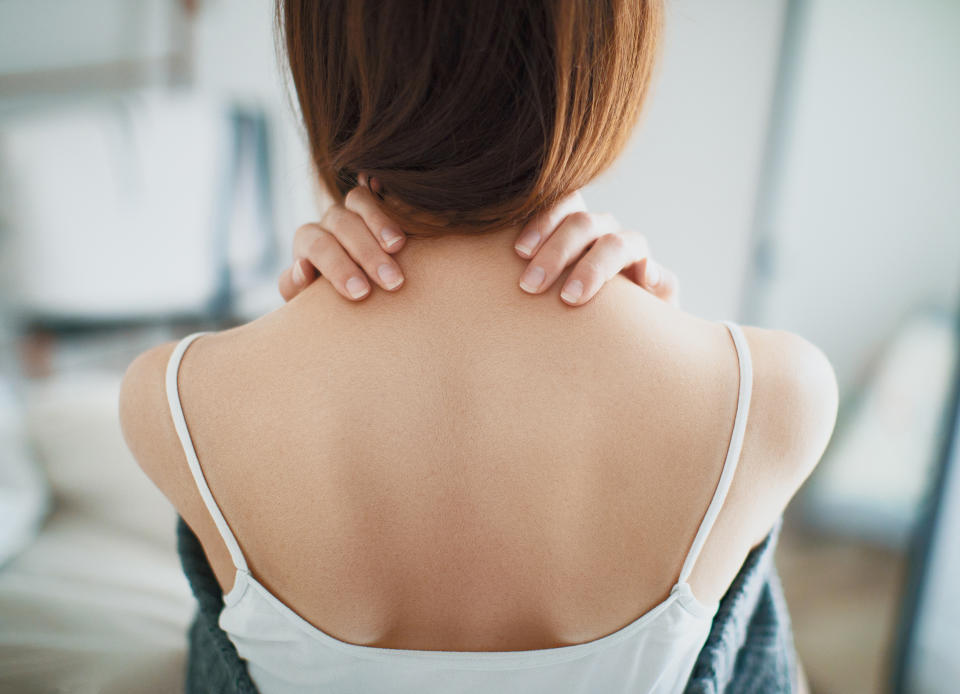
xmin=346 ymin=276 xmax=370 ymax=299
xmin=645 ymin=261 xmax=661 ymax=287
xmin=561 ymin=279 xmax=584 ymax=304
xmin=515 ymin=230 xmax=541 ymax=257
xmin=377 ymin=263 xmax=403 ymax=290
xmin=519 ymin=265 xmax=545 ymax=293
xmin=380 ymin=226 xmax=403 ymax=249
xmin=292 ymin=261 xmax=305 ymax=285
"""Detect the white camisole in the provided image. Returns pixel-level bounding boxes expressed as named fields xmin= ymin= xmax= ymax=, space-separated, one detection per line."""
xmin=165 ymin=319 xmax=754 ymax=694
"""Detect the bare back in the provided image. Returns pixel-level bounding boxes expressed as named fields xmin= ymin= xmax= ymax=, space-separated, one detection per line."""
xmin=122 ymin=228 xmax=837 ymax=652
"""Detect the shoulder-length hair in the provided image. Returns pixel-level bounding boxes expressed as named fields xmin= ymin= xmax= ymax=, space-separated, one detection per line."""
xmin=278 ymin=0 xmax=662 ymax=235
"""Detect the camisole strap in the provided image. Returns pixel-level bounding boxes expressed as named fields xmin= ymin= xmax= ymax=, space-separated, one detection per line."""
xmin=676 ymin=319 xmax=753 ymax=586
xmin=165 ymin=331 xmax=249 ymax=573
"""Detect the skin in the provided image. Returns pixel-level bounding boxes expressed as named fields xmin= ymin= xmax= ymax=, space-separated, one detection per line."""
xmin=276 ymin=179 xmax=679 ymax=310
xmin=272 ymin=191 xmax=814 ymax=688
xmin=119 ymin=195 xmax=838 ymax=657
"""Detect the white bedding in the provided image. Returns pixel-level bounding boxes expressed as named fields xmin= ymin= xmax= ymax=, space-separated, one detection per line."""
xmin=0 ymin=371 xmax=194 ymax=694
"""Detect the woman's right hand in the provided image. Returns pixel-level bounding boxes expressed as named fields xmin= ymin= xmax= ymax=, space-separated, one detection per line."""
xmin=278 ymin=175 xmax=406 ymax=303
xmin=279 ymin=183 xmax=678 ymax=307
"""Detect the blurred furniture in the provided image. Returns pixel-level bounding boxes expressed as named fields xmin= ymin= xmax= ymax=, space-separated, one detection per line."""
xmin=0 ymin=364 xmax=193 ymax=693
xmin=0 ymin=90 xmax=277 ymax=326
xmin=0 ymin=6 xmax=276 ymax=690
xmin=892 ymin=293 xmax=960 ymax=692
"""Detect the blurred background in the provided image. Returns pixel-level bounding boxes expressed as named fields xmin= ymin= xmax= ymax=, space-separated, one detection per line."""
xmin=0 ymin=1 xmax=957 ymax=692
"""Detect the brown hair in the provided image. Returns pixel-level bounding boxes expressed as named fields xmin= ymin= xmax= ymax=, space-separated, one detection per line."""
xmin=278 ymin=0 xmax=662 ymax=235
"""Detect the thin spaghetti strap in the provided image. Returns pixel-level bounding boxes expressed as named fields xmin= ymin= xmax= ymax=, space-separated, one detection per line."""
xmin=165 ymin=331 xmax=249 ymax=572
xmin=676 ymin=319 xmax=753 ymax=586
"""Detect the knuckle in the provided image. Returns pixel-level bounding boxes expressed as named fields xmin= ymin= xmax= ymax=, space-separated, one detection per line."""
xmin=597 ymin=232 xmax=626 ymax=253
xmin=535 ymin=247 xmax=567 ymax=272
xmin=596 ymin=212 xmax=617 ymax=228
xmin=295 ymin=222 xmax=319 ymax=236
xmin=322 ymin=205 xmax=348 ymax=229
xmin=358 ymin=247 xmax=386 ymax=270
xmin=578 ymin=257 xmax=605 ymax=278
xmin=324 ymin=255 xmax=355 ymax=282
xmin=306 ymin=230 xmax=333 ymax=259
xmin=624 ymin=229 xmax=650 ymax=255
xmin=566 ymin=210 xmax=594 ymax=234
xmin=344 ymin=187 xmax=363 ymax=208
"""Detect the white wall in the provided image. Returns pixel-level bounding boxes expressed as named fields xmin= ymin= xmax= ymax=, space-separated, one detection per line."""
xmin=190 ymin=0 xmax=320 ymax=271
xmin=584 ymin=0 xmax=788 ymax=321
xmin=0 ymin=0 xmax=173 ymax=76
xmin=756 ymin=0 xmax=960 ymax=392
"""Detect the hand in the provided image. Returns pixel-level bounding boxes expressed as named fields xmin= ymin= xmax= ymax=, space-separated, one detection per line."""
xmin=278 ymin=175 xmax=406 ymax=302
xmin=514 ymin=191 xmax=678 ymax=306
xmin=279 ymin=182 xmax=678 ymax=307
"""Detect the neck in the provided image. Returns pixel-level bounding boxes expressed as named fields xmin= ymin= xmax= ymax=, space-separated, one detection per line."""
xmin=394 ymin=224 xmax=525 ymax=268
xmin=402 ymin=224 xmax=523 ymax=250
xmin=379 ymin=223 xmax=532 ymax=300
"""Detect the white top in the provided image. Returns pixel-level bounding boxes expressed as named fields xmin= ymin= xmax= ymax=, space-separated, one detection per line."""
xmin=165 ymin=319 xmax=754 ymax=694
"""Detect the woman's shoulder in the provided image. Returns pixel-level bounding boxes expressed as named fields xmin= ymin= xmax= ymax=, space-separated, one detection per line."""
xmin=118 ymin=338 xmax=181 ymax=491
xmin=118 ymin=325 xmax=254 ymax=499
xmin=117 ymin=299 xmax=838 ymax=506
xmin=117 ymin=333 xmax=241 ymax=587
xmin=592 ymin=280 xmax=839 ymax=478
xmin=738 ymin=323 xmax=839 ymax=511
xmin=687 ymin=321 xmax=838 ymax=597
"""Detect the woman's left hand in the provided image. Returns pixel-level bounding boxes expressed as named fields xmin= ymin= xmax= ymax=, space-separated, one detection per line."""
xmin=512 ymin=191 xmax=678 ymax=306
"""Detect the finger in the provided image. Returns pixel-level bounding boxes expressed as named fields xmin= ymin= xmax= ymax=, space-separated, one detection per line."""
xmin=641 ymin=257 xmax=680 ymax=306
xmin=514 ymin=190 xmax=588 ymax=258
xmin=277 ymin=259 xmax=316 ymax=303
xmin=318 ymin=205 xmax=405 ymax=291
xmin=558 ymin=230 xmax=650 ymax=305
xmin=344 ymin=185 xmax=405 ymax=252
xmin=518 ymin=211 xmax=618 ymax=294
xmin=293 ymin=223 xmax=372 ymax=300
xmin=278 ymin=265 xmax=298 ymax=302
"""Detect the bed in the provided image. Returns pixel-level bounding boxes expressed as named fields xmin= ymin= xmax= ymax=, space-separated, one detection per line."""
xmin=0 ymin=370 xmax=193 ymax=694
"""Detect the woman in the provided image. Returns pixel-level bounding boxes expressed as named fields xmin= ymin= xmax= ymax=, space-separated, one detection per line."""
xmin=120 ymin=1 xmax=837 ymax=692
